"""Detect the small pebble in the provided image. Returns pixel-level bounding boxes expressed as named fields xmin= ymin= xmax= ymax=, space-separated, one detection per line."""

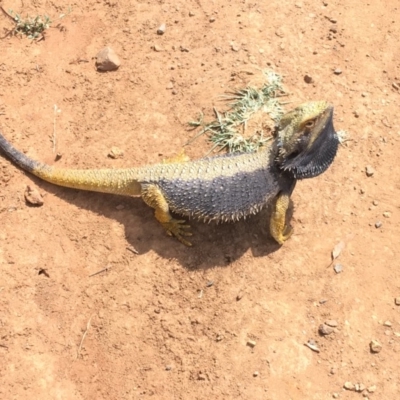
xmin=365 ymin=165 xmax=375 ymax=177
xmin=95 ymin=47 xmax=121 ymax=71
xmin=334 ymin=68 xmax=342 ymax=75
xmin=24 ymin=185 xmax=44 ymax=206
xmin=165 ymin=365 xmax=172 ymax=371
xmin=304 ymin=339 xmax=320 ymax=352
xmin=304 ymin=74 xmax=313 ymax=84
xmin=247 ymin=340 xmax=256 ymax=348
xmin=231 ymin=43 xmax=240 ymax=52
xmin=375 ymin=221 xmax=382 ymax=228
xmin=209 ymin=17 xmax=216 ymax=22
xmin=356 ymin=383 xmax=366 ymax=392
xmin=372 ymin=200 xmax=378 ymax=206
xmin=319 ymin=324 xmax=334 ymax=335
xmin=383 ymin=211 xmax=391 ymax=218
xmin=344 ymin=381 xmax=355 ymax=391
xmin=393 ymin=82 xmax=399 ymax=90
xmin=383 ymin=320 xmax=392 ymax=327
xmin=153 ymin=44 xmax=163 ymax=52
xmin=198 ymin=372 xmax=206 ymax=381
xmin=189 ymin=11 xmax=195 ymax=17
xmin=325 ymin=319 xmax=338 ymax=327
xmin=369 ymin=339 xmax=382 ymax=353
xmin=395 ymin=297 xmax=400 ymax=306
xmin=253 ymin=371 xmax=259 ymax=377
xmin=206 ymin=280 xmax=214 ymax=287
xmin=108 ymin=146 xmax=124 ymax=159
xmin=332 ymin=393 xmax=339 ymax=399
xmin=236 ymin=291 xmax=244 ymax=301
xmin=157 ymin=23 xmax=166 ymax=35
xmin=367 ymin=385 xmax=377 ymax=393
xmin=334 ymin=264 xmax=343 ymax=274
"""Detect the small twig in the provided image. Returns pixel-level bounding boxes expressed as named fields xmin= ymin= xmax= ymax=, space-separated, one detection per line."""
xmin=0 ymin=6 xmax=14 ymax=21
xmin=89 ymin=266 xmax=111 ymax=277
xmin=76 ymin=315 xmax=93 ymax=359
xmin=126 ymin=245 xmax=139 ymax=255
xmin=69 ymin=58 xmax=89 ymax=65
xmin=0 ymin=7 xmax=14 ymax=39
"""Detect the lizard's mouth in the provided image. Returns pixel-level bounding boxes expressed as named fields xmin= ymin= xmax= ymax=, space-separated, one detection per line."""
xmin=278 ymin=112 xmax=339 ymax=179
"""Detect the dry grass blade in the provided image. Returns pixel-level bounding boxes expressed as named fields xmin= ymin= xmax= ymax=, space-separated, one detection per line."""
xmin=76 ymin=315 xmax=93 ymax=359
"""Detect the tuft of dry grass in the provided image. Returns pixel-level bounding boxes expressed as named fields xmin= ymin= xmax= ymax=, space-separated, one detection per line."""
xmin=188 ymin=70 xmax=287 ymax=154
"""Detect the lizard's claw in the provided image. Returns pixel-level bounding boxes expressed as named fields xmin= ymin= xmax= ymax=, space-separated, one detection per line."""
xmin=272 ymin=225 xmax=293 ymax=245
xmin=162 ymin=219 xmax=193 ymax=246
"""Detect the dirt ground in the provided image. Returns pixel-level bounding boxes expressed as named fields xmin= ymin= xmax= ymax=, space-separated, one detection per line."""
xmin=0 ymin=0 xmax=399 ymax=399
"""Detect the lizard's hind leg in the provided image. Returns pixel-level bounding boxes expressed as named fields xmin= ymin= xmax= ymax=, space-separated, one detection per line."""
xmin=141 ymin=183 xmax=193 ymax=246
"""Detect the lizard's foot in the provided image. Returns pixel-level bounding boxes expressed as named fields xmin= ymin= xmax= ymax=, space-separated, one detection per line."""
xmin=161 ymin=218 xmax=193 ymax=246
xmin=142 ymin=184 xmax=193 ymax=246
xmin=273 ymin=226 xmax=293 ymax=245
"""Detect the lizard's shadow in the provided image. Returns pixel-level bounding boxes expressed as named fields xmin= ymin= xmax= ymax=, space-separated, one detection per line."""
xmin=35 ymin=179 xmax=292 ymax=270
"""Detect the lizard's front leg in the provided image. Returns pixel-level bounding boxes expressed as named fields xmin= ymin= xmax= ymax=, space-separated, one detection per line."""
xmin=141 ymin=183 xmax=193 ymax=246
xmin=270 ymin=191 xmax=293 ymax=245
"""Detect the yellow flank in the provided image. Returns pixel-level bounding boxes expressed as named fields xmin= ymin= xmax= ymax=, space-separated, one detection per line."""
xmin=269 ymin=192 xmax=293 ymax=245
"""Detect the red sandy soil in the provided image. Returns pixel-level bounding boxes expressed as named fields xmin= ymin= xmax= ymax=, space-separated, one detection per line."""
xmin=0 ymin=0 xmax=399 ymax=399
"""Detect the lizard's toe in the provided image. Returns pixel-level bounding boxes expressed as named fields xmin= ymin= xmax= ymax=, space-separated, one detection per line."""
xmin=162 ymin=219 xmax=193 ymax=246
xmin=276 ymin=226 xmax=293 ymax=245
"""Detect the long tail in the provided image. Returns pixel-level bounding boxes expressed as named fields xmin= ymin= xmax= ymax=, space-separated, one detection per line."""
xmin=0 ymin=132 xmax=141 ymax=196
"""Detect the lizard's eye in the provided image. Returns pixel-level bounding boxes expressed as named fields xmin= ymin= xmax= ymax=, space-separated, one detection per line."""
xmin=304 ymin=120 xmax=315 ymax=129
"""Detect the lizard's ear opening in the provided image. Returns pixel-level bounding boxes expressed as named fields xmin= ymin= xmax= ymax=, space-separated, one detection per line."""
xmin=279 ymin=109 xmax=339 ymax=179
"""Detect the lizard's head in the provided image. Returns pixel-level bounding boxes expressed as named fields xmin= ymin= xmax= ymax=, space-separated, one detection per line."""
xmin=275 ymin=101 xmax=339 ymax=179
